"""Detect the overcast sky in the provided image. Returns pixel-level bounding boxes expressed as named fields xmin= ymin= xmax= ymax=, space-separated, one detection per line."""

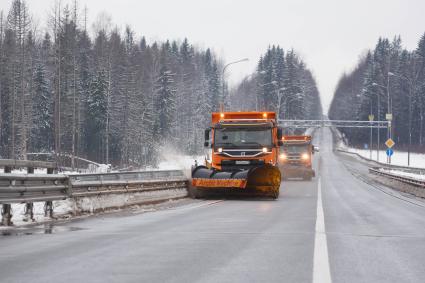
xmin=1 ymin=0 xmax=424 ymax=113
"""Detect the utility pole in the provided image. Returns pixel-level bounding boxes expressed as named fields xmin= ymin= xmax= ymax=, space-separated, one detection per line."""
xmin=389 ymin=72 xmax=416 ymax=166
xmin=386 ymin=59 xmax=392 ymax=164
xmin=221 ymin=58 xmax=248 ymax=109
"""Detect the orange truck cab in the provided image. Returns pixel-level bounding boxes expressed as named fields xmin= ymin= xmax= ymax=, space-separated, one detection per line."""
xmin=206 ymin=112 xmax=282 ymax=171
xmin=278 ymin=135 xmax=316 ymax=180
xmin=190 ymin=111 xmax=282 ymax=199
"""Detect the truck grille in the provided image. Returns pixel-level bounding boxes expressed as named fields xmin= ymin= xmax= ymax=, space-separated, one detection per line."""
xmin=285 ymin=153 xmax=302 ymax=164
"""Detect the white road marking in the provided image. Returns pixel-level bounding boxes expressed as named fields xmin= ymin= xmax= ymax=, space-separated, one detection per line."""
xmin=313 ymin=177 xmax=332 ymax=283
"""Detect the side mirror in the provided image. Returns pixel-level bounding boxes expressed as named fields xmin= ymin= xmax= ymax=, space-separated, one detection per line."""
xmin=277 ymin=127 xmax=283 ymax=140
xmin=204 ymin=128 xmax=211 ymax=148
xmin=313 ymin=146 xmax=319 ymax=153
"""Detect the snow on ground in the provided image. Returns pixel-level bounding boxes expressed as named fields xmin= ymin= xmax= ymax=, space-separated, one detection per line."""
xmin=379 ymin=168 xmax=425 ymax=181
xmin=0 ymin=168 xmax=50 ymax=174
xmin=345 ymin=147 xmax=425 ymax=169
xmin=7 ymin=188 xmax=187 ymax=227
xmin=334 ymin=128 xmax=425 ymax=168
xmin=9 ymin=200 xmax=74 ymax=226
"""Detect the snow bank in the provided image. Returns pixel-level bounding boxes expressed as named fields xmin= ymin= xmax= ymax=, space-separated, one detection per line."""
xmin=0 ymin=168 xmax=49 ymax=174
xmin=333 ymin=127 xmax=425 ymax=169
xmin=8 ymin=188 xmax=187 ymax=226
xmin=346 ymin=148 xmax=425 ymax=169
xmin=379 ymin=168 xmax=425 ymax=181
xmin=10 ymin=200 xmax=74 ymax=226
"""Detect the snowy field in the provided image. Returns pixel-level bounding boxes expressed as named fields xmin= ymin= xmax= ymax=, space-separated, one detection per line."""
xmin=345 ymin=147 xmax=425 ymax=169
xmin=334 ymin=128 xmax=425 ymax=169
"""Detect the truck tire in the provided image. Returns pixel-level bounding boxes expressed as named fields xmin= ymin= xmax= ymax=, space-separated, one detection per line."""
xmin=188 ymin=184 xmax=203 ymax=199
xmin=303 ymin=174 xmax=312 ymax=181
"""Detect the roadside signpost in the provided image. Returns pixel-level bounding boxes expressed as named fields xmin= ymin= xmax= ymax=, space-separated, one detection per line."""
xmin=369 ymin=115 xmax=374 ymax=159
xmin=385 ymin=138 xmax=395 ymax=163
xmin=385 ymin=138 xmax=395 ymax=148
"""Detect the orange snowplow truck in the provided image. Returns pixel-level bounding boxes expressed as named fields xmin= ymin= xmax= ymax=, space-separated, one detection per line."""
xmin=278 ymin=135 xmax=316 ymax=180
xmin=190 ymin=111 xmax=283 ymax=198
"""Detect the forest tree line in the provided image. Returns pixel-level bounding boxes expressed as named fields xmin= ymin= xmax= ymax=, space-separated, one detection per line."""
xmin=0 ymin=0 xmax=226 ymax=167
xmin=231 ymin=46 xmax=323 ymax=123
xmin=329 ymin=33 xmax=425 ymax=150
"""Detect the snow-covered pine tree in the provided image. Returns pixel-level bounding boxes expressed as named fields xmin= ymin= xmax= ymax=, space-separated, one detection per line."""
xmin=32 ymin=61 xmax=53 ymax=152
xmin=87 ymin=70 xmax=107 ymax=161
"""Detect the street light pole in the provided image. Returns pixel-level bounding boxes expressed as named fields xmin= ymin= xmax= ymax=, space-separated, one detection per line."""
xmin=369 ymin=99 xmax=373 ymax=160
xmin=372 ymin=82 xmax=391 ymax=162
xmin=222 ymin=58 xmax=249 ymax=110
xmin=386 ymin=70 xmax=392 ymax=164
xmin=389 ymin=72 xmax=414 ymax=166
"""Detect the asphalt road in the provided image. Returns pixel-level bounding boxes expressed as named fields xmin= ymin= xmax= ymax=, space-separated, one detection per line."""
xmin=1 ymin=128 xmax=425 ymax=283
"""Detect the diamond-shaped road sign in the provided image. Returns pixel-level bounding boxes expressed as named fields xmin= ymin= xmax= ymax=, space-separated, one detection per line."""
xmin=385 ymin=138 xmax=395 ymax=148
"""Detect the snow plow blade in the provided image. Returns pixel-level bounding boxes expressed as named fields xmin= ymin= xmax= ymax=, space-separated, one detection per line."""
xmin=191 ymin=164 xmax=281 ymax=198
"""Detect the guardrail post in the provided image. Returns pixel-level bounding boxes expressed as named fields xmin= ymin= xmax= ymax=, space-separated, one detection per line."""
xmin=24 ymin=167 xmax=35 ymax=222
xmin=24 ymin=203 xmax=34 ymax=222
xmin=4 ymin=165 xmax=12 ymax=173
xmin=1 ymin=204 xmax=13 ymax=226
xmin=44 ymin=201 xmax=53 ymax=218
xmin=1 ymin=165 xmax=13 ymax=226
xmin=44 ymin=168 xmax=54 ymax=218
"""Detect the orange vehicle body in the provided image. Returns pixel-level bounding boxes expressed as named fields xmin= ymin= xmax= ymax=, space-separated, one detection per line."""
xmin=278 ymin=135 xmax=316 ymax=180
xmin=209 ymin=112 xmax=280 ymax=171
xmin=190 ymin=111 xmax=282 ymax=198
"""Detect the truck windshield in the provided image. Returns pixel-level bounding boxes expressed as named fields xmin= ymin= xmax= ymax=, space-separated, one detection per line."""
xmin=214 ymin=128 xmax=272 ymax=148
xmin=282 ymin=145 xmax=309 ymax=153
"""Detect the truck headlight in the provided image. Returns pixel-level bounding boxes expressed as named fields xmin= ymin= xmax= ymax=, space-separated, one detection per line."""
xmin=218 ymin=148 xmax=223 ymax=153
xmin=301 ymin=153 xmax=309 ymax=160
xmin=279 ymin=153 xmax=287 ymax=160
xmin=262 ymin=147 xmax=268 ymax=153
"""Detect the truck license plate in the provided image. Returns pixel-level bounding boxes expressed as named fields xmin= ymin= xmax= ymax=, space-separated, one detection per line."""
xmin=236 ymin=160 xmax=250 ymax=165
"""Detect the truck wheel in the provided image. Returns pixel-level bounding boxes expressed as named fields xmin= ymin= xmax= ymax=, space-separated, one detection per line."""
xmin=303 ymin=175 xmax=312 ymax=181
xmin=269 ymin=189 xmax=280 ymax=199
xmin=188 ymin=184 xmax=202 ymax=199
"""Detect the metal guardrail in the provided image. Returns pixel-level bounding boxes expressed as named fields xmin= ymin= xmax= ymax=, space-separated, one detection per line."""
xmin=0 ymin=174 xmax=69 ymax=204
xmin=0 ymin=159 xmax=57 ymax=170
xmin=69 ymin=170 xmax=188 ymax=197
xmin=0 ymin=169 xmax=188 ymax=226
xmin=369 ymin=167 xmax=425 ymax=188
xmin=279 ymin=119 xmax=389 ymax=129
xmin=332 ymin=127 xmax=425 ymax=189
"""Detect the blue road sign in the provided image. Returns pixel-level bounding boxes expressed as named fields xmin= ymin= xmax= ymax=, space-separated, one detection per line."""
xmin=386 ymin=148 xmax=393 ymax=157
